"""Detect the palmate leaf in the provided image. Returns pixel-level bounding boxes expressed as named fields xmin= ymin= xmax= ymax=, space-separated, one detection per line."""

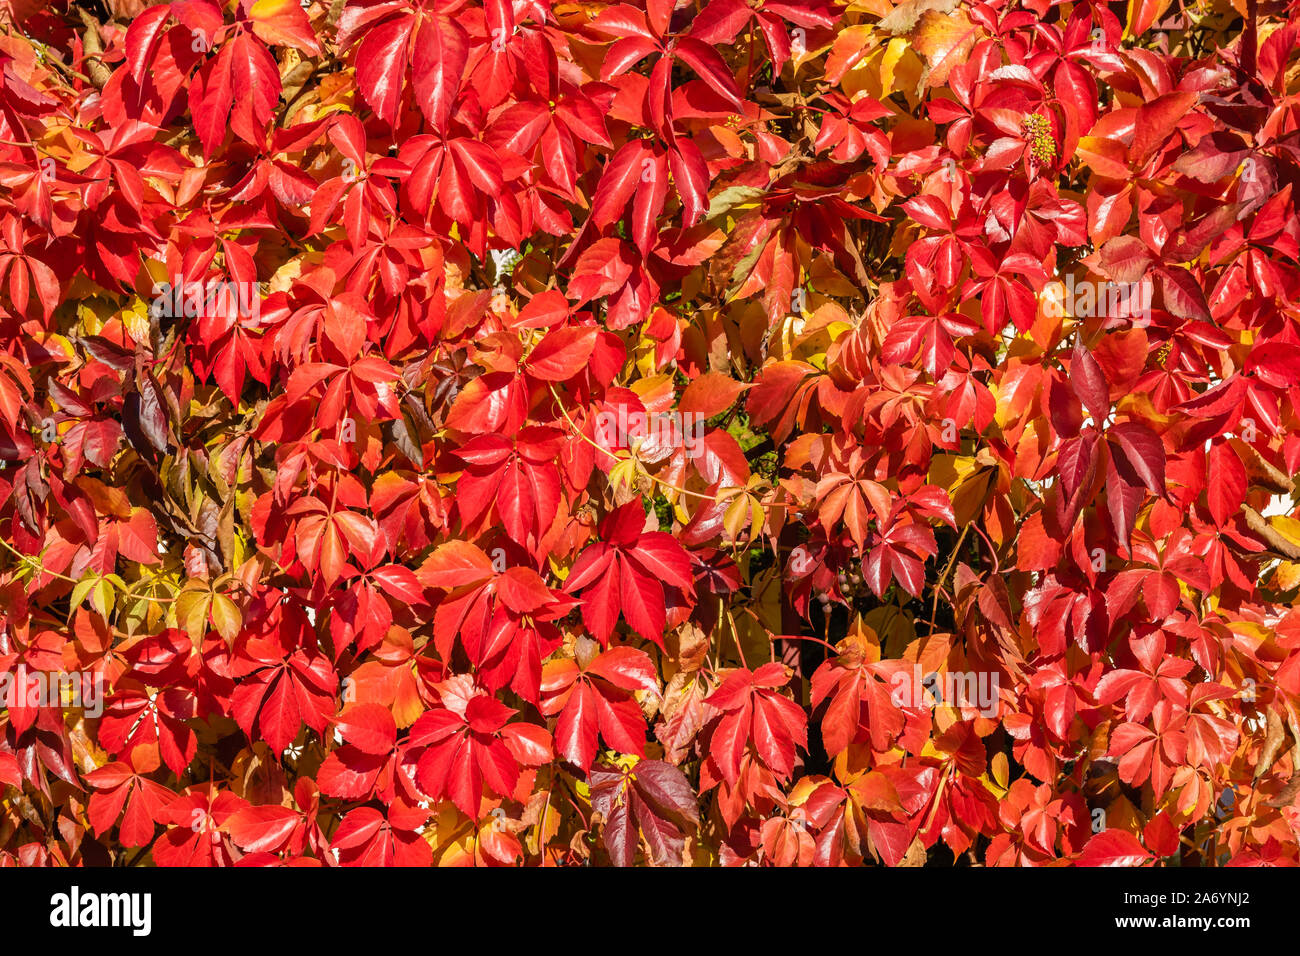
xmin=563 ymin=499 xmax=695 ymax=648
xmin=704 ymin=663 xmax=807 ymax=785
xmin=590 ymin=758 xmax=697 ymax=866
xmin=540 ymin=642 xmax=657 ymax=771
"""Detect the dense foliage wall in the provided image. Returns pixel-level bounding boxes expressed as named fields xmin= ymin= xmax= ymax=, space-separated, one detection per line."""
xmin=1 ymin=0 xmax=1299 ymax=866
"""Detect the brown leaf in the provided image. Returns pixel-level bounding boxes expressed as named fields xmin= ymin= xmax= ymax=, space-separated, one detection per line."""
xmin=1255 ymin=707 xmax=1287 ymax=781
xmin=898 ymin=837 xmax=928 ymax=866
xmin=878 ymin=0 xmax=960 ymax=34
xmin=655 ymin=674 xmax=708 ymax=765
xmin=1243 ymin=506 xmax=1300 ymax=562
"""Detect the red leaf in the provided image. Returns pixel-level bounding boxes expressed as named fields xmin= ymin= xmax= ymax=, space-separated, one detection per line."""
xmin=1206 ymin=443 xmax=1247 ymax=525
xmin=227 ymin=805 xmax=301 ymax=853
xmin=1077 ymin=829 xmax=1153 ymax=867
xmin=333 ymin=703 xmax=397 ymax=755
xmin=527 ymin=326 xmax=599 ymax=381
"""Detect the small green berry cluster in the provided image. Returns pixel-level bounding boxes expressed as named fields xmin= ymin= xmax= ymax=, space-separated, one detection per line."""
xmin=1021 ymin=113 xmax=1057 ymax=166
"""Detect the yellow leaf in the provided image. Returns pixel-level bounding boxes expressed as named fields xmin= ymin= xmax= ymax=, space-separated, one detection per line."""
xmin=910 ymin=8 xmax=979 ymax=89
xmin=845 ymin=0 xmax=895 ymax=14
xmin=122 ymin=299 xmax=152 ymax=346
xmin=607 ymin=453 xmax=642 ymax=494
xmin=1269 ymin=515 xmax=1300 ymax=549
xmin=210 ymin=593 xmax=243 ymax=645
xmin=991 ymin=751 xmax=1010 ymax=789
xmin=175 ymin=587 xmax=213 ymax=648
xmin=722 ymin=491 xmax=757 ymax=542
xmin=1272 ymin=561 xmax=1300 ymax=592
xmin=70 ymin=574 xmax=98 ymax=612
xmin=881 ymin=37 xmax=911 ymax=95
xmin=930 ymin=454 xmax=993 ymax=526
xmin=91 ymin=578 xmax=116 ymax=618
